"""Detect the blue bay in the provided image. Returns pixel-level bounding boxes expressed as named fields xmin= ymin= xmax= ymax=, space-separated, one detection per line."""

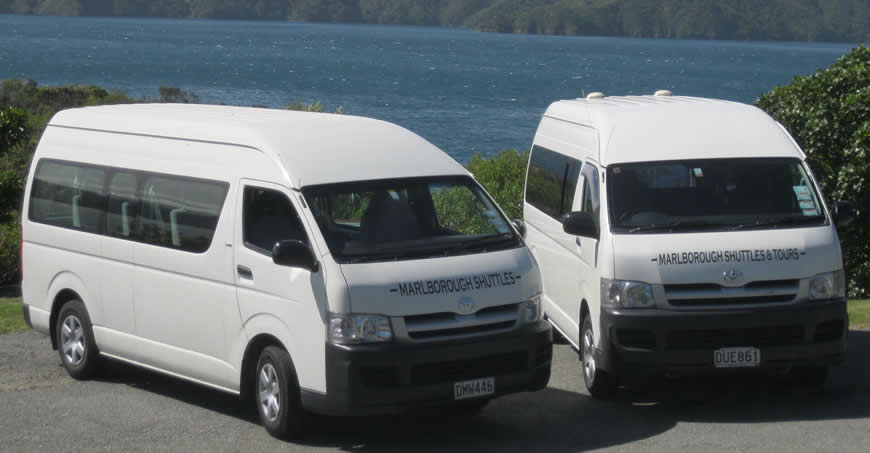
xmin=0 ymin=15 xmax=855 ymax=163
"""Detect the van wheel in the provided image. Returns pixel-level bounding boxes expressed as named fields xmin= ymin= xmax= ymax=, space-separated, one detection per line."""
xmin=581 ymin=316 xmax=618 ymax=399
xmin=256 ymin=346 xmax=304 ymax=440
xmin=56 ymin=300 xmax=100 ymax=380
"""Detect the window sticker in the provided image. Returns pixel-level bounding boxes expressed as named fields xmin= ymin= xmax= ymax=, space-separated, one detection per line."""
xmin=799 ymin=200 xmax=816 ymax=210
xmin=793 ymin=185 xmax=819 ymax=216
xmin=793 ymin=185 xmax=813 ymax=201
xmin=693 ymin=168 xmax=704 ymax=178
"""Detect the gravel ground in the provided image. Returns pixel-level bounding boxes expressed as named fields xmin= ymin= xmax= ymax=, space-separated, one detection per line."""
xmin=1 ymin=329 xmax=869 ymax=452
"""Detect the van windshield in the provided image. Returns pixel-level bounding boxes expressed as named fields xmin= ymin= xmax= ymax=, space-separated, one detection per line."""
xmin=607 ymin=158 xmax=828 ymax=233
xmin=303 ymin=176 xmax=519 ymax=263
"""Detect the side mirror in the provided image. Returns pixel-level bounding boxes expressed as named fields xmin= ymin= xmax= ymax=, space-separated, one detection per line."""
xmin=560 ymin=211 xmax=598 ymax=239
xmin=833 ymin=200 xmax=854 ymax=228
xmin=512 ymin=219 xmax=526 ymax=238
xmin=272 ymin=240 xmax=319 ymax=272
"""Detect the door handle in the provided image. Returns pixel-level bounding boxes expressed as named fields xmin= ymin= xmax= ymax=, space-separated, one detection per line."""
xmin=576 ymin=237 xmax=582 ymax=247
xmin=237 ymin=265 xmax=253 ymax=280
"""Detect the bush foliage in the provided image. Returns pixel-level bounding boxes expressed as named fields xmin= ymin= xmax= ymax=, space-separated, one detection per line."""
xmin=757 ymin=46 xmax=870 ymax=297
xmin=468 ymin=149 xmax=528 ymax=221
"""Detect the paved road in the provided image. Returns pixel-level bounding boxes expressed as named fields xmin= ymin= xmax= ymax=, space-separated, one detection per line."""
xmin=2 ymin=329 xmax=870 ymax=452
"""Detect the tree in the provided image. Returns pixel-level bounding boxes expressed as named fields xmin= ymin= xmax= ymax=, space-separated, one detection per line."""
xmin=0 ymin=107 xmax=29 ymax=157
xmin=757 ymin=46 xmax=870 ymax=297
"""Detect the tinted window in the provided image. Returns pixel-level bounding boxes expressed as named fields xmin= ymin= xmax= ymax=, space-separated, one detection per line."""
xmin=526 ymin=146 xmax=582 ymax=220
xmin=30 ymin=161 xmax=106 ymax=234
xmin=581 ymin=163 xmax=601 ymax=233
xmin=243 ymin=187 xmax=308 ymax=254
xmin=29 ymin=159 xmax=228 ymax=253
xmin=140 ymin=175 xmax=227 ymax=253
xmin=107 ymin=172 xmax=139 ymax=238
xmin=563 ymin=159 xmax=582 ymax=215
xmin=607 ymin=158 xmax=827 ymax=233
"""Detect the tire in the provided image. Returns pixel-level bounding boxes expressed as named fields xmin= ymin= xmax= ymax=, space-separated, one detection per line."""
xmin=791 ymin=366 xmax=829 ymax=388
xmin=56 ymin=300 xmax=100 ymax=380
xmin=255 ymin=346 xmax=304 ymax=440
xmin=580 ymin=315 xmax=618 ymax=399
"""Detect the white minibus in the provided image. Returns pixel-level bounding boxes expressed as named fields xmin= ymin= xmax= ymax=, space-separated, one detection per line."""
xmin=21 ymin=104 xmax=552 ymax=438
xmin=520 ymin=92 xmax=852 ymax=397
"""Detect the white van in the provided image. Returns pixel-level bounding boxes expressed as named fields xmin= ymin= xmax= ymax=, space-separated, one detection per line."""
xmin=521 ymin=93 xmax=852 ymax=397
xmin=21 ymin=104 xmax=552 ymax=438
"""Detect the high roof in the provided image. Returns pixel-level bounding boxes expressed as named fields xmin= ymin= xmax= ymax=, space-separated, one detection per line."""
xmin=49 ymin=104 xmax=468 ymax=187
xmin=542 ymin=95 xmax=804 ymax=166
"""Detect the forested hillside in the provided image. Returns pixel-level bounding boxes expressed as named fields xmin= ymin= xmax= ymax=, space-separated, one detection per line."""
xmin=1 ymin=0 xmax=868 ymax=42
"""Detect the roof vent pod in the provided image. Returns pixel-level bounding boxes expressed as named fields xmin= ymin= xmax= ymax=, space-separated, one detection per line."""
xmin=654 ymin=90 xmax=673 ymax=97
xmin=586 ymin=92 xmax=606 ymax=100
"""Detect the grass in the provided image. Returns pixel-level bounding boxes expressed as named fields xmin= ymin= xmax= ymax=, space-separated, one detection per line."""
xmin=849 ymin=299 xmax=870 ymax=330
xmin=0 ymin=297 xmax=28 ymax=335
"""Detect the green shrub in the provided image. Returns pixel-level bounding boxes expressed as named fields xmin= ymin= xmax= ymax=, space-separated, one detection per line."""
xmin=756 ymin=45 xmax=870 ymax=297
xmin=468 ymin=149 xmax=528 ymax=221
xmin=0 ymin=107 xmax=29 ymax=156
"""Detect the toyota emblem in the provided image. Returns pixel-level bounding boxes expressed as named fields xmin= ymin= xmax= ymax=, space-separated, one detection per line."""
xmin=722 ymin=269 xmax=744 ymax=285
xmin=457 ymin=297 xmax=476 ymax=314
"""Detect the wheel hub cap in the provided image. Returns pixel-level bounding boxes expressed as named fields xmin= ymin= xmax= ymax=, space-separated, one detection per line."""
xmin=258 ymin=363 xmax=281 ymax=423
xmin=583 ymin=328 xmax=596 ymax=384
xmin=61 ymin=315 xmax=86 ymax=366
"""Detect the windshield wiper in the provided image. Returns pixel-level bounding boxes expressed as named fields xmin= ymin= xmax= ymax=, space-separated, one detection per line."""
xmin=730 ymin=216 xmax=825 ymax=231
xmin=627 ymin=220 xmax=725 ymax=233
xmin=442 ymin=232 xmax=517 ymax=255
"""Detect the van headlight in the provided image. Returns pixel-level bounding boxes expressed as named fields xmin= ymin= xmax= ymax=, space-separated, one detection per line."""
xmin=601 ymin=278 xmax=656 ymax=308
xmin=328 ymin=313 xmax=393 ymax=344
xmin=521 ymin=295 xmax=542 ymax=323
xmin=808 ymin=270 xmax=846 ymax=300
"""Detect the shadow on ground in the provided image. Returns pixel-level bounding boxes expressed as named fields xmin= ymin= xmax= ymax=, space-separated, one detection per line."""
xmin=94 ymin=330 xmax=870 ymax=452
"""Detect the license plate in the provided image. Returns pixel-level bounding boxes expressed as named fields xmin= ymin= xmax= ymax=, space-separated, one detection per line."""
xmin=714 ymin=347 xmax=761 ymax=368
xmin=454 ymin=377 xmax=495 ymax=400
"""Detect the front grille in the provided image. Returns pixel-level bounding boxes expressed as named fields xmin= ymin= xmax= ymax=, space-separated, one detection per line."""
xmin=617 ymin=328 xmax=657 ymax=350
xmin=665 ymin=279 xmax=799 ymax=307
xmin=410 ymin=351 xmax=527 ymax=386
xmin=814 ymin=320 xmax=844 ymax=343
xmin=667 ymin=325 xmax=804 ymax=350
xmin=360 ymin=366 xmax=400 ymax=388
xmin=670 ymin=295 xmax=795 ymax=306
xmin=404 ymin=303 xmax=520 ymax=341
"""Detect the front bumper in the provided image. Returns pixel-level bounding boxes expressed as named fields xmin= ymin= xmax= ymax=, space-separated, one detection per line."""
xmin=598 ymin=298 xmax=847 ymax=377
xmin=301 ymin=321 xmax=552 ymax=416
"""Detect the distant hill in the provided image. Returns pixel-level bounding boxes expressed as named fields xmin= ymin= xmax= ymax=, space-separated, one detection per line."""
xmin=2 ymin=0 xmax=868 ymax=43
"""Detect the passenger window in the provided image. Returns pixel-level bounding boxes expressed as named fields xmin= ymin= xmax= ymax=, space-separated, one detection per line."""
xmin=30 ymin=160 xmax=106 ymax=234
xmin=563 ymin=159 xmax=582 ymax=217
xmin=581 ymin=163 xmax=601 ymax=234
xmin=526 ymin=146 xmax=583 ymax=220
xmin=139 ymin=176 xmax=227 ymax=253
xmin=243 ymin=187 xmax=308 ymax=254
xmin=107 ymin=172 xmax=139 ymax=238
